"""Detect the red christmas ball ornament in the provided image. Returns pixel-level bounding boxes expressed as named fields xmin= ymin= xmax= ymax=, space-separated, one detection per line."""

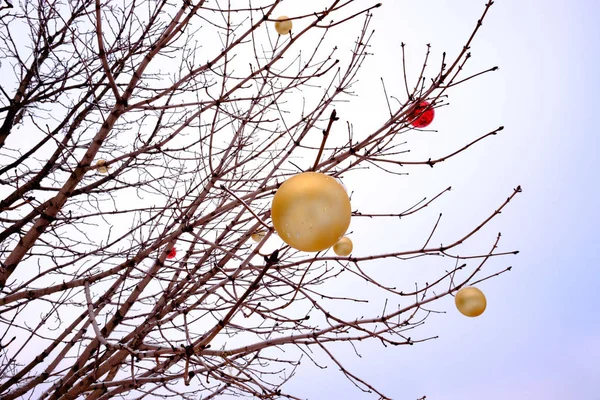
xmin=166 ymin=248 xmax=177 ymax=259
xmin=409 ymin=101 xmax=435 ymax=128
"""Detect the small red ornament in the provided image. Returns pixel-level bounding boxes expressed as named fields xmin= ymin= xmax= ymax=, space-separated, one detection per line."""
xmin=409 ymin=101 xmax=435 ymax=128
xmin=166 ymin=248 xmax=177 ymax=259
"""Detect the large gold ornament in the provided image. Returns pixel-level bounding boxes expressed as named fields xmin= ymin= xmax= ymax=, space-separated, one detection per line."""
xmin=271 ymin=172 xmax=351 ymax=252
xmin=455 ymin=287 xmax=487 ymax=317
xmin=274 ymin=16 xmax=292 ymax=35
xmin=333 ymin=236 xmax=353 ymax=256
xmin=96 ymin=159 xmax=109 ymax=174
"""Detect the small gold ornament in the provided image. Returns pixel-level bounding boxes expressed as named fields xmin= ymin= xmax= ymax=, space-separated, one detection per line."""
xmin=455 ymin=287 xmax=487 ymax=317
xmin=333 ymin=236 xmax=353 ymax=256
xmin=271 ymin=172 xmax=351 ymax=252
xmin=166 ymin=247 xmax=177 ymax=259
xmin=251 ymin=231 xmax=266 ymax=242
xmin=96 ymin=159 xmax=109 ymax=174
xmin=274 ymin=16 xmax=292 ymax=35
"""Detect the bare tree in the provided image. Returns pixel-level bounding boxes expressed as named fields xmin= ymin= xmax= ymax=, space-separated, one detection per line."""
xmin=0 ymin=1 xmax=520 ymax=399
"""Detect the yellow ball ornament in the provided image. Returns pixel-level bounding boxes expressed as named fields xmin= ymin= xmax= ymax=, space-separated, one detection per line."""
xmin=455 ymin=287 xmax=487 ymax=317
xmin=96 ymin=159 xmax=109 ymax=174
xmin=333 ymin=236 xmax=353 ymax=256
xmin=251 ymin=231 xmax=266 ymax=242
xmin=271 ymin=172 xmax=351 ymax=252
xmin=274 ymin=16 xmax=292 ymax=35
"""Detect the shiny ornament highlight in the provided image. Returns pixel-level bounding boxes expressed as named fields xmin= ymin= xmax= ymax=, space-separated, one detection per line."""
xmin=409 ymin=101 xmax=435 ymax=128
xmin=271 ymin=172 xmax=351 ymax=252
xmin=333 ymin=236 xmax=353 ymax=256
xmin=274 ymin=16 xmax=292 ymax=35
xmin=166 ymin=248 xmax=177 ymax=259
xmin=96 ymin=159 xmax=109 ymax=174
xmin=455 ymin=287 xmax=487 ymax=317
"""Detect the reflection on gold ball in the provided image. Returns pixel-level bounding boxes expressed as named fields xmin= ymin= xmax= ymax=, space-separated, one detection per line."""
xmin=271 ymin=172 xmax=351 ymax=252
xmin=335 ymin=178 xmax=348 ymax=194
xmin=455 ymin=287 xmax=487 ymax=317
xmin=274 ymin=16 xmax=292 ymax=35
xmin=166 ymin=248 xmax=177 ymax=259
xmin=96 ymin=159 xmax=109 ymax=174
xmin=251 ymin=231 xmax=266 ymax=242
xmin=333 ymin=236 xmax=353 ymax=256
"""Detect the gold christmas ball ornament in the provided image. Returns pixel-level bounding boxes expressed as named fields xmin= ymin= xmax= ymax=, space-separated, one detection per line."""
xmin=96 ymin=159 xmax=109 ymax=174
xmin=336 ymin=178 xmax=349 ymax=194
xmin=251 ymin=231 xmax=266 ymax=242
xmin=455 ymin=287 xmax=487 ymax=317
xmin=333 ymin=236 xmax=353 ymax=256
xmin=271 ymin=172 xmax=351 ymax=252
xmin=274 ymin=16 xmax=292 ymax=35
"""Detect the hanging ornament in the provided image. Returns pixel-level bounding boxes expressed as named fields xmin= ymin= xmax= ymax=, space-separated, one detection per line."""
xmin=166 ymin=248 xmax=177 ymax=259
xmin=455 ymin=287 xmax=487 ymax=317
xmin=333 ymin=236 xmax=353 ymax=256
xmin=271 ymin=172 xmax=351 ymax=252
xmin=335 ymin=177 xmax=349 ymax=194
xmin=251 ymin=231 xmax=266 ymax=242
xmin=409 ymin=101 xmax=435 ymax=128
xmin=96 ymin=159 xmax=109 ymax=174
xmin=274 ymin=16 xmax=293 ymax=35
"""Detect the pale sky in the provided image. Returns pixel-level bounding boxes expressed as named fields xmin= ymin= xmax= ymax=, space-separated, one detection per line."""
xmin=278 ymin=0 xmax=600 ymax=399
xmin=1 ymin=1 xmax=598 ymax=399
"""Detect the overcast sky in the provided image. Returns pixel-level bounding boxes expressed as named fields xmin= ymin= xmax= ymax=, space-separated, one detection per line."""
xmin=275 ymin=0 xmax=600 ymax=399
